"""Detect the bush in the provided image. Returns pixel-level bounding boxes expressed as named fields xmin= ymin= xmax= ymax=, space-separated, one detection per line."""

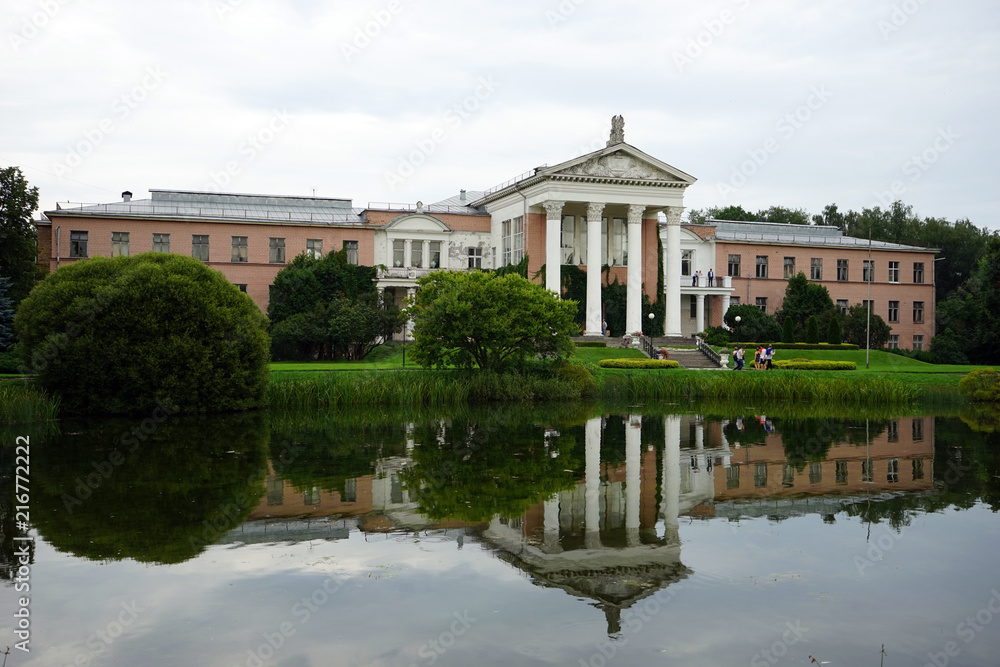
xmin=931 ymin=328 xmax=969 ymax=365
xmin=704 ymin=330 xmax=730 ymax=347
xmin=959 ymin=368 xmax=1000 ymax=402
xmin=14 ymin=253 xmax=270 ymax=415
xmin=806 ymin=316 xmax=820 ymax=344
xmin=772 ymin=360 xmax=857 ymax=371
xmin=781 ymin=317 xmax=796 ymax=344
xmin=552 ymin=360 xmax=598 ymax=394
xmin=827 ymin=317 xmax=842 ymax=345
xmin=0 ymin=344 xmax=22 ymax=373
xmin=598 ymin=358 xmax=681 ymax=369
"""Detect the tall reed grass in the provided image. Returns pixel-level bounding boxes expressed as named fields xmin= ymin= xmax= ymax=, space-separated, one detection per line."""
xmin=0 ymin=381 xmax=61 ymax=425
xmin=597 ymin=371 xmax=921 ymax=406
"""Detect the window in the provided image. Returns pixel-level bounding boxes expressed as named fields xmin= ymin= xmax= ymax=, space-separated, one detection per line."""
xmin=756 ymin=297 xmax=768 ymax=313
xmin=411 ymin=240 xmax=423 ymax=268
xmin=429 ymin=241 xmax=441 ymax=269
xmin=70 ymin=231 xmax=88 ymax=258
xmin=913 ymin=335 xmax=924 ymax=351
xmin=501 ymin=216 xmax=524 ymax=266
xmin=393 ymin=240 xmax=405 ymax=268
xmin=609 ymin=217 xmax=627 ymax=266
xmin=809 ymin=462 xmax=822 ymax=484
xmin=111 ymin=232 xmax=129 ymax=258
xmin=235 ymin=284 xmax=247 ymax=293
xmin=888 ymin=300 xmax=899 ymax=323
xmin=913 ymin=301 xmax=924 ymax=323
xmin=306 ymin=239 xmax=322 ymax=259
xmin=756 ymin=256 xmax=768 ymax=279
xmin=862 ymin=299 xmax=873 ymax=312
xmin=231 ymin=236 xmax=248 ymax=263
xmin=269 ymin=238 xmax=285 ymax=264
xmin=887 ymin=459 xmax=899 ymax=483
xmin=304 ymin=487 xmax=321 ymax=506
xmin=782 ymin=463 xmax=794 ymax=487
xmin=863 ymin=260 xmax=874 ymax=282
xmin=912 ymin=459 xmax=924 ymax=480
xmin=468 ymin=247 xmax=482 ymax=269
xmin=888 ymin=335 xmax=899 ymax=349
xmin=837 ymin=259 xmax=848 ymax=281
xmin=729 ymin=296 xmax=741 ymax=308
xmin=192 ymin=235 xmax=209 ymax=261
xmin=754 ymin=463 xmax=768 ymax=488
xmin=342 ymin=479 xmax=357 ymax=503
xmin=912 ymin=418 xmax=924 ymax=442
xmin=727 ymin=464 xmax=740 ymax=489
xmin=343 ymin=240 xmax=358 ymax=265
xmin=888 ymin=420 xmax=899 ymax=442
xmin=681 ymin=250 xmax=693 ymax=276
xmin=862 ymin=460 xmax=873 ymax=483
xmin=835 ymin=460 xmax=848 ymax=485
xmin=728 ymin=254 xmax=741 ymax=277
xmin=561 ymin=215 xmax=576 ymax=265
xmin=783 ymin=257 xmax=795 ymax=279
xmin=153 ymin=233 xmax=170 ymax=253
xmin=888 ymin=261 xmax=899 ymax=283
xmin=837 ymin=299 xmax=848 ymax=314
xmin=913 ymin=262 xmax=925 ymax=284
xmin=689 ymin=295 xmax=697 ymax=318
xmin=266 ymin=477 xmax=284 ymax=506
xmin=810 ymin=258 xmax=822 ymax=281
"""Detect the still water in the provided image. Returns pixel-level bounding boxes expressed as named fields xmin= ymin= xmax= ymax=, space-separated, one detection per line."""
xmin=2 ymin=404 xmax=1000 ymax=666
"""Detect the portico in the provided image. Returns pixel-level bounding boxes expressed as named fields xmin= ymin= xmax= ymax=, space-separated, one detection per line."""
xmin=472 ymin=117 xmax=697 ymax=337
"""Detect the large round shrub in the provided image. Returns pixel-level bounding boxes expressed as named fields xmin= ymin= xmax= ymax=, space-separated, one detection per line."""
xmin=15 ymin=253 xmax=270 ymax=415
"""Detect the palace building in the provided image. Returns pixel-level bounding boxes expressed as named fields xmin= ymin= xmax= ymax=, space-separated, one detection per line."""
xmin=35 ymin=117 xmax=937 ymax=349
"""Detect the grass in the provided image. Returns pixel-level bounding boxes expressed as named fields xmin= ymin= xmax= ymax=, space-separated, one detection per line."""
xmin=0 ymin=381 xmax=60 ymax=425
xmin=723 ymin=348 xmax=991 ymax=374
xmin=570 ymin=347 xmax=646 ymax=364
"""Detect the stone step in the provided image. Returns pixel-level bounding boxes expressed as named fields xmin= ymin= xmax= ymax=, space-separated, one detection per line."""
xmin=665 ymin=349 xmax=722 ymax=369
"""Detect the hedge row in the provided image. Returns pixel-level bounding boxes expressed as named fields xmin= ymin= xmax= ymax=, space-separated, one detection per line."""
xmin=574 ymin=341 xmax=608 ymax=348
xmin=730 ymin=342 xmax=860 ymax=351
xmin=598 ymin=359 xmax=681 ymax=369
xmin=772 ymin=360 xmax=857 ymax=371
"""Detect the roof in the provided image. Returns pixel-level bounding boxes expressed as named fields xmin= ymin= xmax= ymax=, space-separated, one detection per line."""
xmin=45 ymin=189 xmax=367 ymax=226
xmin=709 ymin=219 xmax=935 ymax=252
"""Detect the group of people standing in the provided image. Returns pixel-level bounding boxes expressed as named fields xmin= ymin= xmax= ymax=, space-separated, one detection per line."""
xmin=731 ymin=344 xmax=774 ymax=371
xmin=691 ymin=269 xmax=714 ymax=287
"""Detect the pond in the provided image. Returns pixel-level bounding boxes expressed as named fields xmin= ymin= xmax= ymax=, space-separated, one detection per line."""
xmin=2 ymin=403 xmax=1000 ymax=666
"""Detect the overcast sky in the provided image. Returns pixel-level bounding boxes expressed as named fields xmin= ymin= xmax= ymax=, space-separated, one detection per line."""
xmin=2 ymin=0 xmax=997 ymax=225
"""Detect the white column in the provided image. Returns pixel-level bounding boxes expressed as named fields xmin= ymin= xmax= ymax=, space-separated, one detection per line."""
xmin=695 ymin=419 xmax=705 ymax=470
xmin=662 ymin=416 xmax=681 ymax=543
xmin=664 ymin=207 xmax=683 ymax=337
xmin=695 ymin=293 xmax=706 ymax=335
xmin=544 ymin=201 xmax=564 ymax=296
xmin=543 ymin=494 xmax=561 ymax=551
xmin=586 ymin=202 xmax=606 ymax=337
xmin=626 ymin=414 xmax=642 ymax=547
xmin=585 ymin=416 xmax=602 ymax=549
xmin=626 ymin=204 xmax=645 ymax=334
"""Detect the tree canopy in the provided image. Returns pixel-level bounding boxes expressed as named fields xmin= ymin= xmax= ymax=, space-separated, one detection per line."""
xmin=724 ymin=303 xmax=781 ymax=343
xmin=938 ymin=237 xmax=1000 ymax=364
xmin=841 ymin=303 xmax=891 ymax=350
xmin=409 ymin=270 xmax=578 ymax=372
xmin=0 ymin=166 xmax=43 ymax=305
xmin=15 ymin=253 xmax=270 ymax=415
xmin=774 ymin=272 xmax=837 ymax=342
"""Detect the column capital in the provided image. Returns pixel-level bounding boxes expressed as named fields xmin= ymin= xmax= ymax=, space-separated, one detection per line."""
xmin=627 ymin=204 xmax=646 ymax=225
xmin=543 ymin=200 xmax=565 ymax=220
xmin=586 ymin=202 xmax=606 ymax=220
xmin=664 ymin=206 xmax=685 ymax=226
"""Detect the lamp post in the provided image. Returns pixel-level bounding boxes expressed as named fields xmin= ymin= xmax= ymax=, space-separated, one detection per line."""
xmin=735 ymin=315 xmax=741 ymax=344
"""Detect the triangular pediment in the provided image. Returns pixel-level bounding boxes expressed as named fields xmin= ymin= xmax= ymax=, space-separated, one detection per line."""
xmin=542 ymin=143 xmax=697 ymax=186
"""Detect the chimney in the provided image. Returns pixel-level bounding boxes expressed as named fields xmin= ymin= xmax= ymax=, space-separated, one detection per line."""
xmin=460 ymin=189 xmax=466 ymax=203
xmin=122 ymin=191 xmax=132 ymax=202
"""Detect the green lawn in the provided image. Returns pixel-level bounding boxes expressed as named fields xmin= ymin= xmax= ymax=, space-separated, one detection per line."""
xmin=570 ymin=347 xmax=647 ymax=364
xmin=745 ymin=348 xmax=991 ymax=374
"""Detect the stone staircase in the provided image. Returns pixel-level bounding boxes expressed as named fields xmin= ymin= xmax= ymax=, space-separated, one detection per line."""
xmin=663 ymin=348 xmax=721 ymax=369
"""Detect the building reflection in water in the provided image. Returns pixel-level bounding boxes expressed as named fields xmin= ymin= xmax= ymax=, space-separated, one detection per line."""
xmin=225 ymin=415 xmax=934 ymax=635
